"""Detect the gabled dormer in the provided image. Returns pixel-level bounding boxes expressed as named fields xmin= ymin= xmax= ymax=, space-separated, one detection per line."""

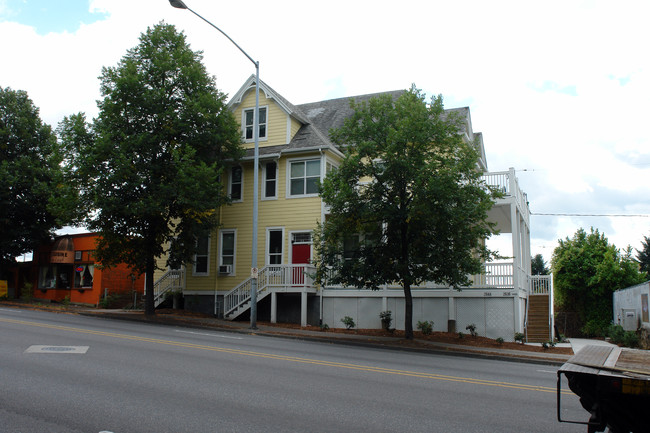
xmin=227 ymin=75 xmax=310 ymax=148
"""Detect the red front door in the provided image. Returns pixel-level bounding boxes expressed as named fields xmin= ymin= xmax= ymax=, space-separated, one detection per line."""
xmin=291 ymin=243 xmax=311 ymax=285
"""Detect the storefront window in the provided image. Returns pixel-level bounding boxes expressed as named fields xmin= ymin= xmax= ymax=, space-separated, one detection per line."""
xmin=38 ymin=265 xmax=57 ymax=289
xmin=74 ymin=264 xmax=94 ymax=288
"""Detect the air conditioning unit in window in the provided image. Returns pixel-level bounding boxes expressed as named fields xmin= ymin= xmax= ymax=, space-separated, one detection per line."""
xmin=218 ymin=265 xmax=232 ymax=274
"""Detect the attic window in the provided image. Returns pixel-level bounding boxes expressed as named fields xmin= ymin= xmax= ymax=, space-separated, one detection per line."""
xmin=243 ymin=106 xmax=267 ymax=141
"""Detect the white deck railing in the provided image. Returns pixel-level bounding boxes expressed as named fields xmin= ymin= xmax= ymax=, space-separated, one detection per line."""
xmin=224 ymin=264 xmax=316 ymax=318
xmin=322 ymin=262 xmax=532 ymax=292
xmin=481 ymin=168 xmax=529 ymax=221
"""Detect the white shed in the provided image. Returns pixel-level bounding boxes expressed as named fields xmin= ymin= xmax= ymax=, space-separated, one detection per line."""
xmin=613 ymin=281 xmax=650 ymax=331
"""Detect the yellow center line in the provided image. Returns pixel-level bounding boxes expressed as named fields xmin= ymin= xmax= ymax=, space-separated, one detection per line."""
xmin=2 ymin=317 xmax=571 ymax=394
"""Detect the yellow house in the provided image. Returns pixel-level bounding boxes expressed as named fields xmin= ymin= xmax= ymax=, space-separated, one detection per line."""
xmin=153 ymin=77 xmax=553 ymax=342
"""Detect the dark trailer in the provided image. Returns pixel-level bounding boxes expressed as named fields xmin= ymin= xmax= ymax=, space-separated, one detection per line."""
xmin=557 ymin=345 xmax=650 ymax=433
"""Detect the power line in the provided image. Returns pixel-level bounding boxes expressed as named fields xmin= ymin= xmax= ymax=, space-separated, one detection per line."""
xmin=532 ymin=212 xmax=649 ymax=218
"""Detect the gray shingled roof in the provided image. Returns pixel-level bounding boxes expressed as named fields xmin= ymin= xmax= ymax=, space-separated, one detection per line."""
xmin=282 ymin=90 xmax=407 ymax=152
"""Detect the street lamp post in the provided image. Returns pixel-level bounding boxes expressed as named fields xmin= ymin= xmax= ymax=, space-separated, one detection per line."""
xmin=169 ymin=0 xmax=259 ymax=329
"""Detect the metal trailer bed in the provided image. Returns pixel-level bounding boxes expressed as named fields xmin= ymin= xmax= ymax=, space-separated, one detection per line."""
xmin=557 ymin=345 xmax=650 ymax=433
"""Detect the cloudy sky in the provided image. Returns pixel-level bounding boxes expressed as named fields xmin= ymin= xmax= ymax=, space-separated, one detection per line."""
xmin=1 ymin=0 xmax=649 ymax=264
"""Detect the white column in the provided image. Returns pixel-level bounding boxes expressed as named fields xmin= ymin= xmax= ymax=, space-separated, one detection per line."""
xmin=270 ymin=291 xmax=277 ymax=323
xmin=301 ymin=291 xmax=307 ymax=327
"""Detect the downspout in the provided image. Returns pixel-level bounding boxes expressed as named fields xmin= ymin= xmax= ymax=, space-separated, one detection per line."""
xmin=214 ymin=206 xmax=222 ymax=317
xmin=319 ymin=148 xmax=325 ymax=326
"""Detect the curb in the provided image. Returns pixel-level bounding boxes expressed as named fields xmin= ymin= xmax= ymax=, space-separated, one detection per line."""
xmin=79 ymin=310 xmax=569 ymax=366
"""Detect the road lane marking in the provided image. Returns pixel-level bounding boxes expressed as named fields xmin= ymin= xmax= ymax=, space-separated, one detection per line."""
xmin=25 ymin=345 xmax=89 ymax=354
xmin=174 ymin=329 xmax=243 ymax=340
xmin=2 ymin=317 xmax=571 ymax=395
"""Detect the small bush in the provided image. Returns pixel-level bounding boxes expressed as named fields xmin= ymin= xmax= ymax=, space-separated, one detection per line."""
xmin=514 ymin=332 xmax=525 ymax=344
xmin=341 ymin=316 xmax=355 ymax=330
xmin=622 ymin=331 xmax=639 ymax=348
xmin=582 ymin=318 xmax=609 ymax=338
xmin=542 ymin=340 xmax=556 ymax=349
xmin=458 ymin=332 xmax=464 ymax=339
xmin=606 ymin=324 xmax=640 ymax=348
xmin=417 ymin=320 xmax=434 ymax=335
xmin=379 ymin=311 xmax=392 ymax=331
xmin=21 ymin=282 xmax=33 ymax=302
xmin=61 ymin=295 xmax=70 ymax=308
xmin=466 ymin=323 xmax=478 ymax=337
xmin=320 ymin=323 xmax=329 ymax=332
xmin=496 ymin=337 xmax=504 ymax=345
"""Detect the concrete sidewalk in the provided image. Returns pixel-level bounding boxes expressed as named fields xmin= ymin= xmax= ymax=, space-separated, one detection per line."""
xmin=81 ymin=308 xmax=577 ymax=365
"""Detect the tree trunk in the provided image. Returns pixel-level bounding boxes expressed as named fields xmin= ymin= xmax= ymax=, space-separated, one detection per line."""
xmin=144 ymin=254 xmax=155 ymax=316
xmin=404 ymin=283 xmax=414 ymax=339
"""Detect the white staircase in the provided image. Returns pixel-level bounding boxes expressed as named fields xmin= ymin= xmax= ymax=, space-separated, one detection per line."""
xmin=153 ymin=269 xmax=185 ymax=308
xmin=224 ymin=264 xmax=315 ymax=320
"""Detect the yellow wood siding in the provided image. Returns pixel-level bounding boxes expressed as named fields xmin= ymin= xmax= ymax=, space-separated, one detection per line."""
xmin=184 ymin=152 xmax=325 ymax=294
xmin=236 ymin=90 xmax=295 ymax=147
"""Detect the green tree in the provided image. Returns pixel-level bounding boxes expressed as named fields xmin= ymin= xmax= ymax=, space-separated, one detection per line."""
xmin=636 ymin=235 xmax=650 ymax=277
xmin=531 ymin=253 xmax=550 ymax=275
xmin=62 ymin=23 xmax=242 ymax=315
xmin=315 ymin=87 xmax=499 ymax=339
xmin=0 ymin=87 xmax=64 ymax=276
xmin=552 ymin=227 xmax=645 ymax=336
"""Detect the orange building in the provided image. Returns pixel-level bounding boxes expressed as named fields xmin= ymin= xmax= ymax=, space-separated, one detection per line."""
xmin=21 ymin=233 xmax=144 ymax=306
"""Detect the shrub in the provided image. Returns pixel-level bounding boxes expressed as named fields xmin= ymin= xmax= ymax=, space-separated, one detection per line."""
xmin=496 ymin=337 xmax=504 ymax=345
xmin=379 ymin=311 xmax=392 ymax=331
xmin=320 ymin=323 xmax=329 ymax=332
xmin=341 ymin=316 xmax=355 ymax=330
xmin=514 ymin=332 xmax=525 ymax=344
xmin=458 ymin=332 xmax=464 ymax=339
xmin=417 ymin=320 xmax=434 ymax=335
xmin=582 ymin=318 xmax=609 ymax=338
xmin=21 ymin=282 xmax=33 ymax=302
xmin=622 ymin=331 xmax=640 ymax=348
xmin=466 ymin=323 xmax=478 ymax=337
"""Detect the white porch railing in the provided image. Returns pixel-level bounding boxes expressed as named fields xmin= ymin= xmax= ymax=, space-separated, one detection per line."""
xmin=322 ymin=262 xmax=531 ymax=292
xmin=529 ymin=274 xmax=553 ymax=295
xmin=481 ymin=168 xmax=529 ymax=221
xmin=153 ymin=268 xmax=185 ymax=308
xmin=224 ymin=264 xmax=316 ymax=319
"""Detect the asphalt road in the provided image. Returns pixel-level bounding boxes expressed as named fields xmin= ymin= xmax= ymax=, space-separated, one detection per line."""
xmin=0 ymin=307 xmax=587 ymax=432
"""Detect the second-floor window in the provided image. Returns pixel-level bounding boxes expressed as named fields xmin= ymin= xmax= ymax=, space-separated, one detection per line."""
xmin=230 ymin=166 xmax=242 ymax=201
xmin=264 ymin=161 xmax=277 ymax=199
xmin=243 ymin=107 xmax=267 ymax=141
xmin=289 ymin=159 xmax=320 ymax=197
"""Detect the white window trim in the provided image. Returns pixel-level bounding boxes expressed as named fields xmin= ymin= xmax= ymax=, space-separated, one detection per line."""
xmin=218 ymin=229 xmax=237 ymax=276
xmin=192 ymin=235 xmax=211 ymax=277
xmin=265 ymin=227 xmax=285 ymax=266
xmin=286 ymin=157 xmax=322 ymax=198
xmin=242 ymin=105 xmax=269 ymax=143
xmin=262 ymin=160 xmax=279 ymax=200
xmin=229 ymin=165 xmax=243 ymax=202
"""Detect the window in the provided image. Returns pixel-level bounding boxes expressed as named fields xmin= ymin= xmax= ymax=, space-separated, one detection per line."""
xmin=74 ymin=264 xmax=94 ymax=288
xmin=263 ymin=161 xmax=277 ymax=199
xmin=243 ymin=106 xmax=267 ymax=141
xmin=230 ymin=166 xmax=242 ymax=201
xmin=289 ymin=159 xmax=320 ymax=196
xmin=267 ymin=229 xmax=283 ymax=265
xmin=193 ymin=235 xmax=210 ymax=276
xmin=219 ymin=230 xmax=236 ymax=274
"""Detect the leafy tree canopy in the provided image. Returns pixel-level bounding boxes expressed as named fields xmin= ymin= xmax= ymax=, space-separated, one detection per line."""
xmin=61 ymin=23 xmax=243 ymax=314
xmin=636 ymin=235 xmax=650 ymax=277
xmin=0 ymin=87 xmax=64 ymax=274
xmin=531 ymin=253 xmax=550 ymax=275
xmin=315 ymin=86 xmax=499 ymax=339
xmin=551 ymin=227 xmax=645 ymax=335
